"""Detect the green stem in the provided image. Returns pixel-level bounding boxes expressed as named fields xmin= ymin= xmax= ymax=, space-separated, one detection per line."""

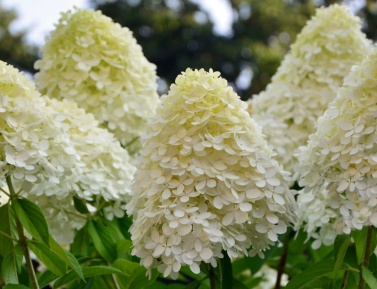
xmin=340 ymin=270 xmax=349 ymax=289
xmin=6 ymin=176 xmax=40 ymax=289
xmin=0 ymin=230 xmax=18 ymax=242
xmin=358 ymin=226 xmax=373 ymax=289
xmin=274 ymin=229 xmax=292 ymax=289
xmin=208 ymin=265 xmax=216 ymax=289
xmin=110 ymin=273 xmax=121 ymax=289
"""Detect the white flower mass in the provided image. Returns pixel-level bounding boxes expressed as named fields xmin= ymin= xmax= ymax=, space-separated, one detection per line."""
xmin=127 ymin=68 xmax=296 ymax=278
xmin=34 ymin=8 xmax=160 ymax=154
xmin=297 ymin=47 xmax=377 ymax=247
xmin=249 ymin=4 xmax=372 ymax=174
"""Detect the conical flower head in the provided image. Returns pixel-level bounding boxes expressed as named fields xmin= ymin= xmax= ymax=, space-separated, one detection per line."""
xmin=127 ymin=69 xmax=296 ymax=278
xmin=297 ymin=47 xmax=377 ymax=247
xmin=0 ymin=61 xmax=77 ymax=188
xmin=249 ymin=4 xmax=372 ymax=174
xmin=29 ymin=97 xmax=136 ymax=242
xmin=34 ymin=8 xmax=160 ymax=154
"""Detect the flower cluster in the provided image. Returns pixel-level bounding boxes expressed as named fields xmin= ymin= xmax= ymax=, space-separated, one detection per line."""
xmin=34 ymin=8 xmax=160 ymax=154
xmin=297 ymin=47 xmax=377 ymax=246
xmin=248 ymin=4 xmax=371 ymax=174
xmin=0 ymin=61 xmax=77 ymax=189
xmin=0 ymin=61 xmax=136 ymax=243
xmin=30 ymin=98 xmax=136 ymax=242
xmin=127 ymin=69 xmax=296 ymax=278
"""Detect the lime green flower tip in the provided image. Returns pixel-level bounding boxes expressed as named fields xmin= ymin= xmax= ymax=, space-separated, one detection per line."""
xmin=35 ymin=8 xmax=160 ymax=154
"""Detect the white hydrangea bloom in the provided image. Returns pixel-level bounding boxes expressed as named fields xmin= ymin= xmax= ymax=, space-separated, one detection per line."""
xmin=297 ymin=47 xmax=377 ymax=246
xmin=0 ymin=60 xmax=77 ymax=189
xmin=249 ymin=4 xmax=371 ymax=174
xmin=30 ymin=98 xmax=136 ymax=243
xmin=127 ymin=69 xmax=296 ymax=278
xmin=34 ymin=8 xmax=160 ymax=154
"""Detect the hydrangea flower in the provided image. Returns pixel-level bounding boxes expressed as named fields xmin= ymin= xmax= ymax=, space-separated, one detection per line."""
xmin=296 ymin=47 xmax=377 ymax=247
xmin=0 ymin=61 xmax=135 ymax=243
xmin=248 ymin=4 xmax=371 ymax=174
xmin=0 ymin=60 xmax=77 ymax=189
xmin=30 ymin=97 xmax=136 ymax=242
xmin=127 ymin=69 xmax=296 ymax=278
xmin=34 ymin=8 xmax=160 ymax=154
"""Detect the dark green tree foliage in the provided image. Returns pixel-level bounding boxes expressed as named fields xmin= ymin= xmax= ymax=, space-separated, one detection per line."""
xmin=358 ymin=0 xmax=377 ymax=42
xmin=90 ymin=0 xmax=315 ymax=100
xmin=0 ymin=1 xmax=37 ymax=73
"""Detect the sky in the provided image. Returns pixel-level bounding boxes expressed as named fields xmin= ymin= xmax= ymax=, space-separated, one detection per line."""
xmin=2 ymin=0 xmax=233 ymax=45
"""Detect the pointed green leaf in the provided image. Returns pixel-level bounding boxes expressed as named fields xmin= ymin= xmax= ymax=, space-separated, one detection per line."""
xmin=28 ymin=241 xmax=67 ymax=276
xmin=362 ymin=267 xmax=377 ymax=288
xmin=48 ymin=236 xmax=83 ymax=280
xmin=2 ymin=245 xmax=22 ymax=285
xmin=38 ymin=270 xmax=59 ymax=289
xmin=3 ymin=284 xmax=31 ymax=289
xmin=53 ymin=265 xmax=127 ymax=288
xmin=73 ymin=196 xmax=89 ymax=215
xmin=232 ymin=279 xmax=249 ymax=289
xmin=0 ymin=204 xmax=14 ymax=258
xmin=332 ymin=234 xmax=351 ymax=288
xmin=113 ymin=259 xmax=158 ymax=289
xmin=71 ymin=225 xmax=91 ymax=257
xmin=87 ymin=220 xmax=117 ymax=262
xmin=12 ymin=199 xmax=49 ymax=245
xmin=285 ymin=259 xmax=334 ymax=289
xmin=185 ymin=279 xmax=202 ymax=289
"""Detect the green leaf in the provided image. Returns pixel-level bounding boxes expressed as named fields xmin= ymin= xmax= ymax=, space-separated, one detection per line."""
xmin=221 ymin=251 xmax=233 ymax=289
xmin=362 ymin=267 xmax=377 ymax=288
xmin=351 ymin=227 xmax=376 ymax=265
xmin=285 ymin=259 xmax=334 ymax=289
xmin=87 ymin=220 xmax=117 ymax=263
xmin=71 ymin=225 xmax=91 ymax=256
xmin=28 ymin=241 xmax=67 ymax=276
xmin=0 ymin=204 xmax=14 ymax=258
xmin=232 ymin=278 xmax=249 ymax=289
xmin=53 ymin=265 xmax=127 ymax=288
xmin=113 ymin=259 xmax=158 ymax=289
xmin=117 ymin=239 xmax=133 ymax=260
xmin=2 ymin=245 xmax=22 ymax=285
xmin=38 ymin=270 xmax=59 ymax=288
xmin=48 ymin=236 xmax=83 ymax=280
xmin=12 ymin=199 xmax=49 ymax=245
xmin=185 ymin=279 xmax=203 ymax=289
xmin=3 ymin=284 xmax=31 ymax=289
xmin=332 ymin=234 xmax=351 ymax=288
xmin=73 ymin=196 xmax=89 ymax=215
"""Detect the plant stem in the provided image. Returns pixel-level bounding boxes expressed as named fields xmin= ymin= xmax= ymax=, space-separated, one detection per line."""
xmin=110 ymin=273 xmax=121 ymax=289
xmin=274 ymin=229 xmax=292 ymax=289
xmin=358 ymin=226 xmax=373 ymax=289
xmin=340 ymin=270 xmax=349 ymax=289
xmin=6 ymin=176 xmax=40 ymax=289
xmin=208 ymin=265 xmax=216 ymax=289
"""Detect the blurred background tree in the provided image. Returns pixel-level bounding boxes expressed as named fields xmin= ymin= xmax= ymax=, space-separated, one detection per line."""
xmin=1 ymin=0 xmax=376 ymax=100
xmin=0 ymin=1 xmax=37 ymax=73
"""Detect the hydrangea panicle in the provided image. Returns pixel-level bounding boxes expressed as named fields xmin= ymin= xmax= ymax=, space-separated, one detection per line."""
xmin=31 ymin=97 xmax=136 ymax=242
xmin=34 ymin=8 xmax=160 ymax=154
xmin=248 ymin=4 xmax=372 ymax=174
xmin=297 ymin=47 xmax=377 ymax=247
xmin=127 ymin=68 xmax=296 ymax=278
